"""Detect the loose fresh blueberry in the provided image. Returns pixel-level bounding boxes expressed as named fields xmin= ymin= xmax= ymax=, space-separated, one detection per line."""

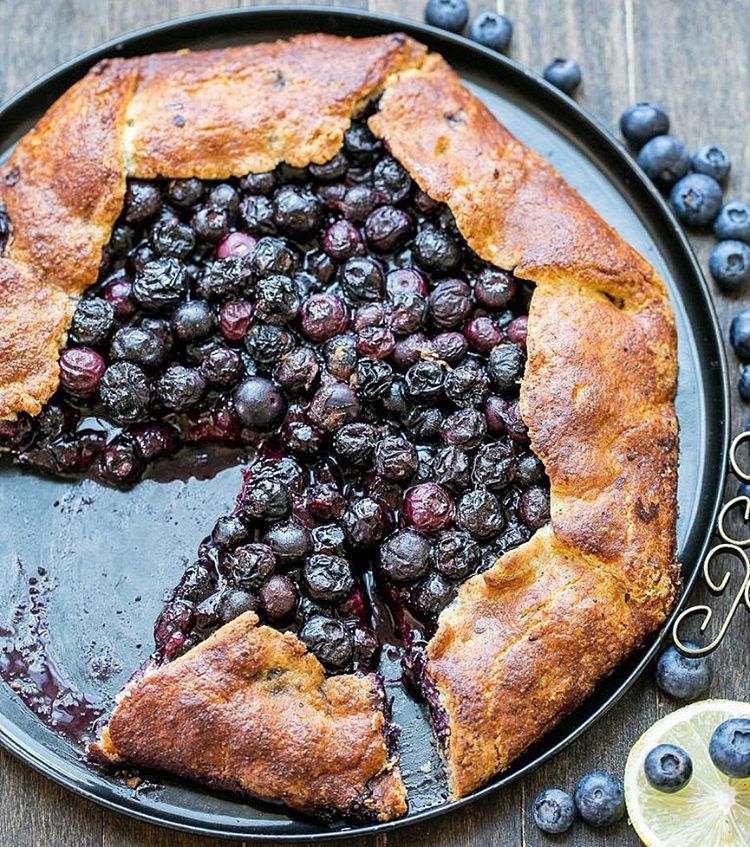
xmin=714 ymin=201 xmax=750 ymax=243
xmin=424 ymin=0 xmax=469 ymax=33
xmin=730 ymin=309 xmax=750 ymax=361
xmin=709 ymin=718 xmax=750 ymax=778
xmin=532 ymin=788 xmax=576 ymax=834
xmin=467 ymin=11 xmax=513 ymax=51
xmin=655 ymin=642 xmax=712 ymax=701
xmin=670 ymin=173 xmax=722 ymax=227
xmin=739 ymin=365 xmax=750 ymax=401
xmin=709 ymin=240 xmax=750 ymax=290
xmin=644 ymin=744 xmax=693 ymax=793
xmin=637 ymin=135 xmax=690 ymax=187
xmin=543 ymin=58 xmax=582 ymax=95
xmin=691 ymin=144 xmax=731 ymax=182
xmin=573 ymin=770 xmax=625 ymax=827
xmin=619 ymin=103 xmax=670 ymax=146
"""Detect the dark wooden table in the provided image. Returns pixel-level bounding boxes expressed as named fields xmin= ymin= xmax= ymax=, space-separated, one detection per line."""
xmin=1 ymin=1 xmax=748 ymax=845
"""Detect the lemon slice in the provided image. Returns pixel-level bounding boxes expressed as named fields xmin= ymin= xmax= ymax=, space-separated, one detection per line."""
xmin=625 ymin=699 xmax=750 ymax=846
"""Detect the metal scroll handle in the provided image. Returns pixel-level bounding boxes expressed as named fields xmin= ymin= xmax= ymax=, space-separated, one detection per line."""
xmin=672 ymin=431 xmax=750 ymax=657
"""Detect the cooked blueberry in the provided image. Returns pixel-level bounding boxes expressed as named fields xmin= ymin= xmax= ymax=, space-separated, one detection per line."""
xmin=414 ymin=225 xmax=462 ymax=273
xmin=532 ymin=788 xmax=575 ymax=835
xmin=321 ymin=219 xmax=364 ymax=263
xmin=251 ymin=236 xmax=298 ymax=277
xmin=133 ymin=257 xmax=188 ymax=311
xmin=309 ymin=152 xmax=348 ymax=182
xmin=157 ymin=365 xmax=206 ymax=410
xmin=262 ymin=519 xmax=310 ymax=563
xmin=130 ymin=422 xmax=179 ymax=462
xmin=240 ymin=171 xmax=276 ymax=195
xmin=282 ymin=417 xmax=325 ymax=457
xmin=272 ymin=185 xmax=325 ymax=235
xmin=715 ymin=201 xmax=750 ymax=243
xmin=424 ymin=0 xmax=469 ymax=32
xmin=471 ymin=442 xmax=516 ymax=490
xmin=464 ymin=317 xmax=502 ymax=353
xmin=365 ymin=206 xmax=414 ymax=253
xmin=515 ymin=453 xmax=545 ymax=487
xmin=167 ymin=178 xmax=204 ymax=207
xmin=411 ymin=571 xmax=456 ymax=621
xmin=404 ymin=406 xmax=443 ymax=442
xmin=219 ymin=589 xmax=258 ymax=622
xmin=543 ymin=58 xmax=582 ymax=94
xmin=238 ymin=194 xmax=276 ymax=235
xmin=473 ymin=267 xmax=516 ymax=309
xmin=619 ymin=103 xmax=670 ymax=146
xmin=429 ymin=278 xmax=472 ymax=328
xmin=244 ymin=323 xmax=296 ymax=371
xmin=373 ymin=156 xmax=413 ymax=203
xmin=192 ymin=206 xmax=230 ymax=242
xmin=212 ymin=514 xmax=250 ymax=549
xmin=124 ymin=180 xmax=162 ymax=225
xmin=303 ymin=554 xmax=354 ymax=603
xmin=379 ymin=529 xmax=431 ymax=583
xmin=198 ymin=257 xmax=251 ymax=301
xmin=241 ymin=478 xmax=290 ymax=522
xmin=442 ymin=360 xmax=488 ymax=408
xmin=333 ymin=422 xmax=377 ymax=467
xmin=99 ymin=362 xmax=151 ymax=423
xmin=709 ymin=239 xmax=750 ymax=290
xmin=494 ymin=521 xmax=532 ymax=555
xmin=485 ymin=396 xmax=528 ymax=442
xmin=342 ymin=497 xmax=390 ymax=546
xmin=308 ymin=381 xmax=361 ymax=430
xmin=58 ymin=347 xmax=106 ymax=396
xmin=431 ymin=529 xmax=480 ymax=579
xmin=108 ymin=327 xmax=163 ymax=370
xmin=468 ymin=11 xmax=512 ymax=50
xmin=388 ymin=292 xmax=427 ymax=336
xmin=709 ymin=718 xmax=750 ymax=778
xmin=637 ymin=135 xmax=690 ymax=187
xmin=405 ymin=359 xmax=446 ymax=403
xmin=323 ymin=333 xmax=358 ymax=380
xmin=488 ymin=343 xmax=525 ymax=391
xmin=434 ymin=446 xmax=472 ymax=492
xmin=299 ymin=614 xmax=353 ymax=670
xmin=98 ymin=437 xmax=144 ymax=485
xmin=506 ymin=315 xmax=528 ymax=346
xmin=149 ymin=218 xmax=196 ymax=259
xmin=305 ymin=483 xmax=345 ymax=523
xmin=353 ymin=357 xmax=393 ymax=400
xmin=337 ymin=185 xmax=382 ymax=223
xmin=691 ymin=144 xmax=731 ymax=182
xmin=404 ymin=482 xmax=454 ymax=532
xmin=374 ymin=435 xmax=418 ymax=480
xmin=309 ymin=524 xmax=346 ymax=557
xmin=70 ymin=298 xmax=115 ymax=347
xmin=340 ymin=256 xmax=385 ymax=305
xmin=433 ymin=331 xmax=468 ymax=365
xmin=518 ymin=486 xmax=550 ymax=529
xmin=386 ymin=267 xmax=428 ymax=298
xmin=573 ymin=771 xmax=625 ymax=827
xmin=200 ymin=347 xmax=243 ymax=387
xmin=442 ymin=407 xmax=487 ymax=450
xmin=216 ymin=231 xmax=258 ymax=262
xmin=259 ymin=574 xmax=298 ymax=622
xmin=273 ymin=346 xmax=319 ymax=394
xmin=343 ymin=124 xmax=381 ymax=160
xmin=225 ymin=543 xmax=276 ymax=589
xmin=206 ymin=183 xmax=239 ymax=213
xmin=254 ymin=274 xmax=300 ymax=324
xmin=456 ymin=489 xmax=505 ymax=539
xmin=644 ymin=744 xmax=693 ymax=793
xmin=655 ymin=642 xmax=712 ymax=701
xmin=670 ymin=173 xmax=723 ymax=227
xmin=102 ymin=275 xmax=136 ymax=321
xmin=232 ymin=376 xmax=287 ymax=431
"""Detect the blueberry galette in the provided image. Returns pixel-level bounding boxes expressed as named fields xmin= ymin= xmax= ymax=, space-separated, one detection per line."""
xmin=0 ymin=33 xmax=679 ymax=822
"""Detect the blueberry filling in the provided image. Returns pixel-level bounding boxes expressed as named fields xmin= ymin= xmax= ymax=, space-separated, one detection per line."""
xmin=1 ymin=113 xmax=550 ymax=693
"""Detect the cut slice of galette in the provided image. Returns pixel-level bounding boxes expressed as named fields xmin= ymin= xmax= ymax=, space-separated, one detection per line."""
xmin=0 ymin=33 xmax=679 ymax=821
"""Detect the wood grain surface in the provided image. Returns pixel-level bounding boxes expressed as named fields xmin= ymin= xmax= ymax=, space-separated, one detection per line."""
xmin=1 ymin=1 xmax=748 ymax=845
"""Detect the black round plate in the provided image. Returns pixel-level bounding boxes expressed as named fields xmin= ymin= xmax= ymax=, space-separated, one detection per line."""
xmin=0 ymin=6 xmax=729 ymax=841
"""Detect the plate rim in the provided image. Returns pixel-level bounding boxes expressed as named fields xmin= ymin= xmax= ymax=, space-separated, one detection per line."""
xmin=0 ymin=5 xmax=731 ymax=841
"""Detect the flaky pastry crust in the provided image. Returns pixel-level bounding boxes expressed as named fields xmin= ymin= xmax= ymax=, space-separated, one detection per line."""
xmin=1 ymin=33 xmax=678 ymax=812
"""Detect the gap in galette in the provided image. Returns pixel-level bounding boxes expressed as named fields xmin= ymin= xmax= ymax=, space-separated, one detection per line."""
xmin=0 ymin=107 xmax=550 ymax=707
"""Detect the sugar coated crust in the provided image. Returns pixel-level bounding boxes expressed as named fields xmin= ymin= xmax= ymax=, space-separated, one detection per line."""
xmin=1 ymin=33 xmax=678 ymax=812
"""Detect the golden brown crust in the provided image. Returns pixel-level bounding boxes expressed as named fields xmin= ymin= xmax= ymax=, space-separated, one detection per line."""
xmin=2 ymin=33 xmax=678 ymax=808
xmin=89 ymin=613 xmax=406 ymax=822
xmin=371 ymin=55 xmax=678 ymax=797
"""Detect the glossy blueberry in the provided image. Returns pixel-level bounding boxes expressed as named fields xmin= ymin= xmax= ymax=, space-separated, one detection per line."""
xmin=691 ymin=144 xmax=731 ymax=182
xmin=714 ymin=201 xmax=750 ymax=243
xmin=198 ymin=257 xmax=251 ymax=301
xmin=259 ymin=574 xmax=298 ymax=622
xmin=99 ymin=362 xmax=151 ymax=423
xmin=333 ymin=422 xmax=377 ymax=467
xmin=365 ymin=205 xmax=414 ymax=253
xmin=58 ymin=348 xmax=106 ymax=396
xmin=124 ymin=180 xmax=162 ymax=225
xmin=245 ymin=323 xmax=297 ymax=372
xmin=201 ymin=347 xmax=243 ymax=386
xmin=434 ymin=445 xmax=472 ymax=493
xmin=655 ymin=642 xmax=712 ymax=700
xmin=636 ymin=135 xmax=690 ymax=188
xmin=543 ymin=58 xmax=582 ymax=95
xmin=241 ymin=478 xmax=290 ymax=522
xmin=341 ymin=497 xmax=390 ymax=547
xmin=98 ymin=437 xmax=144 ymax=486
xmin=133 ymin=257 xmax=189 ymax=311
xmin=321 ymin=219 xmax=364 ymax=263
xmin=473 ymin=267 xmax=516 ymax=309
xmin=233 ymin=376 xmax=287 ymax=432
xmin=373 ymin=156 xmax=413 ymax=204
xmin=709 ymin=718 xmax=750 ymax=778
xmin=226 ymin=543 xmax=276 ymax=589
xmin=171 ymin=300 xmax=214 ymax=342
xmin=424 ymin=0 xmax=468 ymax=32
xmin=709 ymin=240 xmax=750 ymax=290
xmin=238 ymin=195 xmax=276 ymax=235
xmin=240 ymin=171 xmax=276 ymax=196
xmin=379 ymin=529 xmax=431 ymax=583
xmin=273 ymin=346 xmax=319 ymax=394
xmin=343 ymin=124 xmax=381 ymax=160
xmin=251 ymin=236 xmax=298 ymax=278
xmin=456 ymin=489 xmax=505 ymax=539
xmin=442 ymin=408 xmax=488 ymax=450
xmin=192 ymin=206 xmax=230 ymax=242
xmin=299 ymin=615 xmax=353 ymax=670
xmin=262 ymin=519 xmax=311 ymax=563
xmin=431 ymin=529 xmax=480 ymax=580
xmin=444 ymin=360 xmax=490 ymax=408
xmin=212 ymin=515 xmax=250 ymax=549
xmin=255 ymin=273 xmax=301 ymax=324
xmin=109 ymin=327 xmax=165 ymax=370
xmin=149 ymin=218 xmax=196 ymax=259
xmin=414 ymin=225 xmax=462 ymax=273
xmin=374 ymin=435 xmax=419 ymax=480
xmin=532 ymin=788 xmax=575 ymax=834
xmin=303 ymin=554 xmax=354 ymax=603
xmin=70 ymin=298 xmax=115 ymax=347
xmin=670 ymin=173 xmax=723 ymax=227
xmin=472 ymin=442 xmax=515 ymax=490
xmin=573 ymin=770 xmax=625 ymax=827
xmin=411 ymin=571 xmax=456 ymax=621
xmin=644 ymin=744 xmax=693 ymax=793
xmin=308 ymin=380 xmax=361 ymax=429
xmin=272 ymin=185 xmax=325 ymax=235
xmin=219 ymin=588 xmax=258 ymax=623
xmin=429 ymin=278 xmax=473 ymax=329
xmin=157 ymin=365 xmax=206 ymax=410
xmin=467 ymin=11 xmax=512 ymax=51
xmin=730 ymin=309 xmax=750 ymax=361
xmin=405 ymin=483 xmax=454 ymax=532
xmin=167 ymin=178 xmax=204 ymax=208
xmin=619 ymin=103 xmax=670 ymax=146
xmin=518 ymin=486 xmax=551 ymax=529
xmin=340 ymin=256 xmax=385 ymax=305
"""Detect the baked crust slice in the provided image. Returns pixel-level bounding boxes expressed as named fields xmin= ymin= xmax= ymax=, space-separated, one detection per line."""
xmin=0 ymin=32 xmax=678 ymax=815
xmin=89 ymin=612 xmax=406 ymax=822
